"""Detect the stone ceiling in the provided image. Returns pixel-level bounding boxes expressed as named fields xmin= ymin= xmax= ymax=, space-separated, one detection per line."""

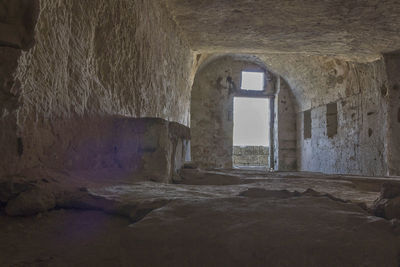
xmin=164 ymin=0 xmax=400 ymax=58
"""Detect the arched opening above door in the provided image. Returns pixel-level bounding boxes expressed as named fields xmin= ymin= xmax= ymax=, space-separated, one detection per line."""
xmin=190 ymin=54 xmax=297 ymax=171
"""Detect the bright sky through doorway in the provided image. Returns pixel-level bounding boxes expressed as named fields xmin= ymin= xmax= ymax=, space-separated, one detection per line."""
xmin=233 ymin=97 xmax=269 ymax=146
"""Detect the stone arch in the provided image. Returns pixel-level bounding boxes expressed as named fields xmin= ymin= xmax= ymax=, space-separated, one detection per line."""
xmin=190 ymin=54 xmax=298 ymax=170
xmin=272 ymin=76 xmax=298 ymax=171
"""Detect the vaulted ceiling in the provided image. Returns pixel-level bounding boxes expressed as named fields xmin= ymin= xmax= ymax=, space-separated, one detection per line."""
xmin=164 ymin=0 xmax=400 ymax=58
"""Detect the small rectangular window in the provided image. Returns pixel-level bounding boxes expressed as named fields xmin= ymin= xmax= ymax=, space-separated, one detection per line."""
xmin=304 ymin=109 xmax=312 ymax=139
xmin=326 ymin=102 xmax=338 ymax=138
xmin=241 ymin=71 xmax=264 ymax=91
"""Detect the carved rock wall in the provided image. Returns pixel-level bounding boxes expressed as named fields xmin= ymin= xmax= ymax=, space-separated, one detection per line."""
xmin=384 ymin=52 xmax=400 ymax=176
xmin=15 ymin=0 xmax=194 ymax=124
xmin=261 ymin=55 xmax=389 ymax=176
xmin=20 ymin=116 xmax=190 ymax=182
xmin=0 ymin=0 xmax=195 ymax=179
xmin=0 ymin=0 xmax=39 ymax=177
xmin=273 ymin=77 xmax=297 ymax=171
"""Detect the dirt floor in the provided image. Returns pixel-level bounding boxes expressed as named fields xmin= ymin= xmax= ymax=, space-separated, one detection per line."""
xmin=1 ymin=169 xmax=400 ymax=266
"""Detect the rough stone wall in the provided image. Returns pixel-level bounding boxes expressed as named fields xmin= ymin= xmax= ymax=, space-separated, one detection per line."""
xmin=0 ymin=0 xmax=39 ymax=50
xmin=261 ymin=55 xmax=388 ymax=176
xmin=233 ymin=146 xmax=269 ymax=167
xmin=15 ymin=116 xmax=190 ymax=182
xmin=273 ymin=78 xmax=297 ymax=171
xmin=16 ymin=0 xmax=194 ymax=124
xmin=0 ymin=48 xmax=21 ymax=175
xmin=0 ymin=0 xmax=195 ymax=179
xmin=191 ymin=57 xmax=235 ymax=169
xmin=164 ymin=0 xmax=400 ymax=59
xmin=191 ymin=55 xmax=280 ymax=169
xmin=0 ymin=0 xmax=39 ymax=177
xmin=384 ymin=52 xmax=400 ymax=176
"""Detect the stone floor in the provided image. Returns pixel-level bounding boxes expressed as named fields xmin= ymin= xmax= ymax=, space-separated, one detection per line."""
xmin=1 ymin=169 xmax=400 ymax=266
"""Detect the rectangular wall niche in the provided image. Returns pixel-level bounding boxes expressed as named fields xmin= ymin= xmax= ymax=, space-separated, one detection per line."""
xmin=303 ymin=109 xmax=312 ymax=139
xmin=326 ymin=102 xmax=338 ymax=138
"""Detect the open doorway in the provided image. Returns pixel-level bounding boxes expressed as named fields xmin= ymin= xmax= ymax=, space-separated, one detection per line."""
xmin=190 ymin=55 xmax=287 ymax=170
xmin=233 ymin=97 xmax=270 ymax=168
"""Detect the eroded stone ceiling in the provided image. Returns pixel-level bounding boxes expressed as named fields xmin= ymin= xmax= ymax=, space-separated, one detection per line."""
xmin=164 ymin=0 xmax=400 ymax=58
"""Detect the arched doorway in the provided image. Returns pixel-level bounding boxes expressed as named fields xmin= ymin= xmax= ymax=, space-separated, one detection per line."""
xmin=190 ymin=54 xmax=297 ymax=171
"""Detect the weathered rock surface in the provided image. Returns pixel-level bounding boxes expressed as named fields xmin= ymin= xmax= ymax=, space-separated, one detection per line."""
xmin=260 ymin=54 xmax=389 ymax=176
xmin=0 ymin=176 xmax=35 ymax=203
xmin=0 ymin=0 xmax=39 ymax=49
xmin=0 ymin=169 xmax=385 ymax=217
xmin=0 ymin=0 xmax=400 ymax=264
xmin=239 ymin=188 xmax=300 ymax=198
xmin=2 ymin=116 xmax=190 ymax=184
xmin=5 ymin=188 xmax=56 ymax=216
xmin=122 ymin=197 xmax=398 ymax=266
xmin=164 ymin=0 xmax=400 ymax=59
xmin=384 ymin=52 xmax=400 ymax=176
xmin=177 ymin=168 xmax=244 ymax=185
xmin=16 ymin=0 xmax=194 ymax=125
xmin=55 ymin=187 xmax=170 ymax=223
xmin=192 ymin=52 xmax=391 ymax=175
xmin=1 ymin=170 xmax=399 ymax=265
xmin=1 ymin=193 xmax=398 ymax=266
xmin=0 ymin=176 xmax=170 ymax=220
xmin=372 ymin=182 xmax=400 ymax=220
xmin=0 ymin=0 xmax=196 ymax=178
xmin=381 ymin=182 xmax=400 ymax=199
xmin=2 ymin=0 xmax=399 ymax=182
xmin=239 ymin=187 xmax=350 ymax=204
